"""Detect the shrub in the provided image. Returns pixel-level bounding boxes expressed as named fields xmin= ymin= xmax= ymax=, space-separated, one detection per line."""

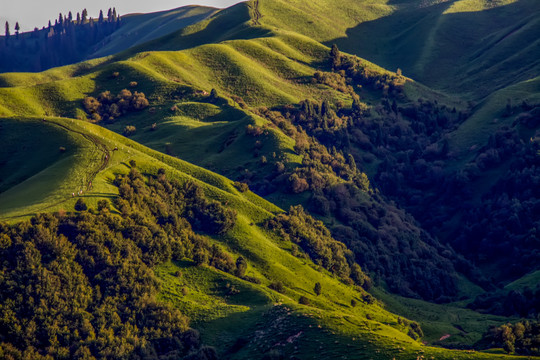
xmin=299 ymin=296 xmax=310 ymax=305
xmin=123 ymin=125 xmax=136 ymax=136
xmin=244 ymin=275 xmax=261 ymax=284
xmin=82 ymin=96 xmax=100 ymax=114
xmin=131 ymin=91 xmax=149 ymax=110
xmin=235 ymin=256 xmax=247 ymax=277
xmin=129 ymin=81 xmax=138 ymax=87
xmin=268 ymin=281 xmax=285 ymax=293
xmin=233 ymin=181 xmax=249 ymax=193
xmin=97 ymin=199 xmax=110 ymax=212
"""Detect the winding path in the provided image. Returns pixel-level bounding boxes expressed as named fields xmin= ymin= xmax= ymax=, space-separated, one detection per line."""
xmin=251 ymin=0 xmax=262 ymax=26
xmin=49 ymin=120 xmax=111 ymax=191
xmin=1 ymin=119 xmax=112 ymax=219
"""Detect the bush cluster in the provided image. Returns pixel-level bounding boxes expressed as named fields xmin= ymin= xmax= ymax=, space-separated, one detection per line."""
xmin=82 ymin=89 xmax=149 ymax=122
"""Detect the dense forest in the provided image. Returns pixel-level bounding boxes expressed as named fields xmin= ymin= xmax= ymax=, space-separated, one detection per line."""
xmin=0 ymin=8 xmax=121 ymax=73
xmin=230 ymin=46 xmax=540 ymax=303
xmin=0 ymin=167 xmax=233 ymax=359
xmin=229 ymin=48 xmax=479 ymax=302
xmin=0 ymin=165 xmax=374 ymax=359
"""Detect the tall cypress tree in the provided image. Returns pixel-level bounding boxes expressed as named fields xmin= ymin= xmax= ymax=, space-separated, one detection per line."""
xmin=4 ymin=22 xmax=10 ymax=46
xmin=330 ymin=43 xmax=341 ymax=70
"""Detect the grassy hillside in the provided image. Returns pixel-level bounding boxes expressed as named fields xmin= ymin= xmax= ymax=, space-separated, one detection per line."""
xmin=0 ymin=111 xmax=529 ymax=359
xmin=251 ymin=0 xmax=540 ymax=99
xmin=1 ymin=116 xmax=521 ymax=359
xmin=331 ymin=0 xmax=540 ymax=98
xmin=1 ymin=1 xmax=540 ymax=358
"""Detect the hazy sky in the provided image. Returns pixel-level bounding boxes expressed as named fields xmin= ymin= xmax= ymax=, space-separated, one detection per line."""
xmin=0 ymin=0 xmax=242 ymax=31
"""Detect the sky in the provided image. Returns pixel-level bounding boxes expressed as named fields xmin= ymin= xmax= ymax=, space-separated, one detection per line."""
xmin=0 ymin=0 xmax=242 ymax=31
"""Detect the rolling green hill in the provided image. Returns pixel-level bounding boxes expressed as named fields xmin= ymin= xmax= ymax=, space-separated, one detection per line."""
xmin=1 ymin=0 xmax=540 ymax=358
xmin=0 ymin=116 xmax=528 ymax=360
xmin=254 ymin=0 xmax=540 ymax=99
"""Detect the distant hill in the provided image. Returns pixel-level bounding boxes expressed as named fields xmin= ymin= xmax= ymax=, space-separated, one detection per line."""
xmin=88 ymin=6 xmax=217 ymax=59
xmin=0 ymin=6 xmax=216 ymax=73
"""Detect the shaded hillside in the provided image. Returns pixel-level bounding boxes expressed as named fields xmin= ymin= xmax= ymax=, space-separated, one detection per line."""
xmin=88 ymin=6 xmax=217 ymax=59
xmin=333 ymin=0 xmax=540 ymax=98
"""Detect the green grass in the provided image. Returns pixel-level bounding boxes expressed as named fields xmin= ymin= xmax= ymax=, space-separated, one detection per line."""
xmin=1 ymin=2 xmax=538 ymax=358
xmin=373 ymin=288 xmax=518 ymax=347
xmin=309 ymin=0 xmax=540 ymax=99
xmin=505 ymin=270 xmax=540 ymax=291
xmin=0 ymin=116 xmax=283 ymax=222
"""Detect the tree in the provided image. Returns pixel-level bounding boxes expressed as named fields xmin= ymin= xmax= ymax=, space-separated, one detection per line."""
xmin=82 ymin=9 xmax=88 ymax=23
xmin=330 ymin=44 xmax=341 ymax=69
xmin=347 ymin=154 xmax=357 ymax=172
xmin=4 ymin=22 xmax=10 ymax=44
xmin=14 ymin=22 xmax=20 ymax=39
xmin=99 ymin=10 xmax=104 ymax=24
xmin=314 ymin=282 xmax=322 ymax=296
xmin=209 ymin=88 xmax=218 ymax=102
xmin=235 ymin=256 xmax=247 ymax=278
xmin=83 ymin=96 xmax=101 ymax=114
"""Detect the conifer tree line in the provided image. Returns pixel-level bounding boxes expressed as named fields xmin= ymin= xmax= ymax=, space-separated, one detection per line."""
xmin=0 ymin=8 xmax=122 ymax=73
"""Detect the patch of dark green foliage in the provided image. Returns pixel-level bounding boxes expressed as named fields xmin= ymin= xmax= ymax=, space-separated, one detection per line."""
xmin=0 ymin=169 xmax=239 ymax=359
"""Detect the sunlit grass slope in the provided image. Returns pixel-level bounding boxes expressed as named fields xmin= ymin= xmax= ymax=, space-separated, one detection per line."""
xmin=0 ymin=116 xmax=281 ymax=222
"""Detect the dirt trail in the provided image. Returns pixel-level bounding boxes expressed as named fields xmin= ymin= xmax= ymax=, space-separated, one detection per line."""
xmin=3 ymin=119 xmax=114 ymax=217
xmin=251 ymin=0 xmax=262 ymax=26
xmin=49 ymin=120 xmax=110 ymax=191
